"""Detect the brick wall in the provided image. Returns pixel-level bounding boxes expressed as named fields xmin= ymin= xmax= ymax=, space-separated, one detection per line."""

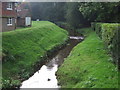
xmin=0 ymin=2 xmax=17 ymax=32
xmin=2 ymin=2 xmax=17 ymax=17
xmin=2 ymin=17 xmax=16 ymax=32
xmin=17 ymin=18 xmax=25 ymax=27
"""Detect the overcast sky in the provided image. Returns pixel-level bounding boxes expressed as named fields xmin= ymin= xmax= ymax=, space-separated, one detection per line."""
xmin=1 ymin=0 xmax=120 ymax=2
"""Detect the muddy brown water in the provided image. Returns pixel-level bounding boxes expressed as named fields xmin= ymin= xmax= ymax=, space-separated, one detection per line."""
xmin=20 ymin=36 xmax=84 ymax=89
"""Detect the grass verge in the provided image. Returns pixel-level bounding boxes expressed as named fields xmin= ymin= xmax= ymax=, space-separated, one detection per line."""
xmin=1 ymin=21 xmax=68 ymax=88
xmin=57 ymin=28 xmax=118 ymax=88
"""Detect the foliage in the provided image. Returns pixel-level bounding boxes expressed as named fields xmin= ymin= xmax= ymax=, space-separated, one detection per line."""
xmin=2 ymin=21 xmax=68 ymax=88
xmin=65 ymin=2 xmax=87 ymax=29
xmin=31 ymin=2 xmax=66 ymax=22
xmin=92 ymin=22 xmax=120 ymax=65
xmin=101 ymin=23 xmax=120 ymax=65
xmin=57 ymin=28 xmax=118 ymax=88
xmin=55 ymin=22 xmax=74 ymax=32
xmin=26 ymin=2 xmax=120 ymax=28
xmin=79 ymin=2 xmax=120 ymax=23
xmin=30 ymin=2 xmax=89 ymax=28
xmin=95 ymin=23 xmax=103 ymax=38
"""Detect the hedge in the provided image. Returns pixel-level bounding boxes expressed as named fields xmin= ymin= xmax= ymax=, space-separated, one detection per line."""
xmin=91 ymin=22 xmax=120 ymax=67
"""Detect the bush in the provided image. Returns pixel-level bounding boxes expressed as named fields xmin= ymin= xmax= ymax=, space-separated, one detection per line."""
xmin=55 ymin=22 xmax=74 ymax=31
xmin=91 ymin=22 xmax=102 ymax=38
xmin=91 ymin=22 xmax=120 ymax=66
xmin=101 ymin=23 xmax=120 ymax=65
xmin=91 ymin=22 xmax=96 ymax=31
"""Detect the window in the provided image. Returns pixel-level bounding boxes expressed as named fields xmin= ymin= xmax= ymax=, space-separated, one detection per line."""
xmin=7 ymin=18 xmax=12 ymax=26
xmin=7 ymin=3 xmax=13 ymax=10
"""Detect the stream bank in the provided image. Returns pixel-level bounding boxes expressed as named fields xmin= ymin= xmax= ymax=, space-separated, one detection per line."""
xmin=2 ymin=21 xmax=68 ymax=89
xmin=56 ymin=28 xmax=118 ymax=88
xmin=20 ymin=35 xmax=84 ymax=88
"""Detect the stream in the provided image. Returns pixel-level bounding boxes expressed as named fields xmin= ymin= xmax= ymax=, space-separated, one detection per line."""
xmin=20 ymin=36 xmax=84 ymax=89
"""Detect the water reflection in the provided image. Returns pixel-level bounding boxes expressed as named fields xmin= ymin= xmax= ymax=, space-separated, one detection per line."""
xmin=20 ymin=64 xmax=59 ymax=88
xmin=20 ymin=36 xmax=83 ymax=89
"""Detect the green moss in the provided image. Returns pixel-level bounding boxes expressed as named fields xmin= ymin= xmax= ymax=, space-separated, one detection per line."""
xmin=1 ymin=21 xmax=68 ymax=88
xmin=57 ymin=28 xmax=118 ymax=88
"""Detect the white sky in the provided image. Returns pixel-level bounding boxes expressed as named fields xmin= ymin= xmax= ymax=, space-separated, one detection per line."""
xmin=1 ymin=0 xmax=120 ymax=2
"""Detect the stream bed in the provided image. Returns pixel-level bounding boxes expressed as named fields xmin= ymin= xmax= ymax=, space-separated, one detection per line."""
xmin=20 ymin=36 xmax=84 ymax=89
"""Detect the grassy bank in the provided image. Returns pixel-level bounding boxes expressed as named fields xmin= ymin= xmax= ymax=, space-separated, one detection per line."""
xmin=57 ymin=28 xmax=118 ymax=88
xmin=2 ymin=21 xmax=68 ymax=88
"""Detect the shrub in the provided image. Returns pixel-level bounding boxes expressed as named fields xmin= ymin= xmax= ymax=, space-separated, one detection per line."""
xmin=101 ymin=23 xmax=120 ymax=65
xmin=55 ymin=22 xmax=74 ymax=31
xmin=91 ymin=22 xmax=96 ymax=31
xmin=91 ymin=22 xmax=120 ymax=66
xmin=91 ymin=22 xmax=102 ymax=38
xmin=95 ymin=23 xmax=103 ymax=38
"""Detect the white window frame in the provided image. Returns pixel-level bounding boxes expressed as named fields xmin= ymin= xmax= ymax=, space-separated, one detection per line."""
xmin=7 ymin=3 xmax=13 ymax=10
xmin=7 ymin=18 xmax=13 ymax=26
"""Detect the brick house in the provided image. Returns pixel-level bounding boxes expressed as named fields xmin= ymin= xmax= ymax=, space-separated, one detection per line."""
xmin=0 ymin=2 xmax=17 ymax=32
xmin=17 ymin=3 xmax=31 ymax=27
xmin=0 ymin=2 xmax=31 ymax=32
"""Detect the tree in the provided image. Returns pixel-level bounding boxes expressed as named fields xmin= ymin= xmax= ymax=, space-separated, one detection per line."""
xmin=30 ymin=2 xmax=66 ymax=22
xmin=79 ymin=2 xmax=120 ymax=23
xmin=65 ymin=2 xmax=87 ymax=29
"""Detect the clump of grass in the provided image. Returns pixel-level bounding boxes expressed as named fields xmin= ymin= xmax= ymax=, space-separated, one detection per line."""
xmin=57 ymin=28 xmax=118 ymax=88
xmin=2 ymin=21 xmax=68 ymax=88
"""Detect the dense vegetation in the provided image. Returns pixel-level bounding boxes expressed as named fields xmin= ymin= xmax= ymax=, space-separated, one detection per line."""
xmin=57 ymin=28 xmax=118 ymax=88
xmin=30 ymin=2 xmax=66 ymax=22
xmin=2 ymin=21 xmax=68 ymax=88
xmin=92 ymin=23 xmax=120 ymax=67
xmin=26 ymin=2 xmax=120 ymax=28
xmin=79 ymin=2 xmax=120 ymax=23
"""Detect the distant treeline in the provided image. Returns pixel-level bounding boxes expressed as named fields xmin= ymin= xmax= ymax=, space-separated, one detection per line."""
xmin=24 ymin=2 xmax=120 ymax=28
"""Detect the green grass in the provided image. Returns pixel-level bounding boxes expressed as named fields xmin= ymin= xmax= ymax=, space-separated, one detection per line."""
xmin=1 ymin=21 xmax=68 ymax=88
xmin=57 ymin=28 xmax=118 ymax=88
